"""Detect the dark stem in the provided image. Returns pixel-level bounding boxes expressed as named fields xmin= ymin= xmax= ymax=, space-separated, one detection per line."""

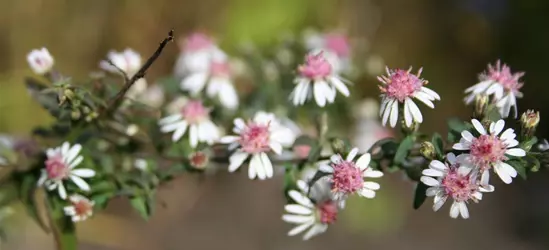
xmin=100 ymin=29 xmax=174 ymax=117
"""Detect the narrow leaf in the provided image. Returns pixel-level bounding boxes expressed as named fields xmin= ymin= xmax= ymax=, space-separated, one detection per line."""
xmin=413 ymin=182 xmax=429 ymax=209
xmin=431 ymin=133 xmax=444 ymax=159
xmin=394 ymin=136 xmax=414 ymax=165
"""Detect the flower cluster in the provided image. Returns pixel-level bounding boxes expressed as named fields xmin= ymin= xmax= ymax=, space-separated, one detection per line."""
xmin=15 ymin=28 xmax=543 ymax=248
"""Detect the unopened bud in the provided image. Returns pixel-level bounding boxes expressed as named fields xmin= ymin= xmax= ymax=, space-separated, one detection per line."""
xmin=402 ymin=121 xmax=420 ymax=134
xmin=420 ymin=141 xmax=436 ymax=160
xmin=71 ymin=109 xmax=81 ymax=120
xmin=63 ymin=89 xmax=75 ymax=100
xmin=189 ymin=151 xmax=209 ymax=170
xmin=82 ymin=106 xmax=91 ymax=114
xmin=521 ymin=110 xmax=540 ymax=138
xmin=330 ymin=138 xmax=346 ymax=155
xmin=521 ymin=110 xmax=540 ymax=129
xmin=126 ymin=124 xmax=139 ymax=136
xmin=474 ymin=95 xmax=489 ymax=118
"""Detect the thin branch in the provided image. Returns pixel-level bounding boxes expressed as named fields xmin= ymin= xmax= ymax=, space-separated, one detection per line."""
xmin=101 ymin=29 xmax=174 ymax=117
xmin=105 ymin=59 xmax=130 ymax=83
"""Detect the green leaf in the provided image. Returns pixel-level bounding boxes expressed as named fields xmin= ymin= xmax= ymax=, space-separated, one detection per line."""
xmin=413 ymin=182 xmax=429 ymax=209
xmin=394 ymin=136 xmax=414 ymax=165
xmin=520 ymin=136 xmax=538 ymax=152
xmin=130 ymin=197 xmax=151 ymax=220
xmin=307 ymin=143 xmax=321 ymax=163
xmin=431 ymin=133 xmax=444 ymax=159
xmin=507 ymin=160 xmax=527 ymax=180
xmin=447 ymin=118 xmax=470 ymax=132
xmin=18 ymin=174 xmax=50 ymax=233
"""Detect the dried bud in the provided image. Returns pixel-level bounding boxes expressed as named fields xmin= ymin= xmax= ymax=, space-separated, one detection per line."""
xmin=189 ymin=152 xmax=209 ymax=170
xmin=420 ymin=141 xmax=436 ymax=160
xmin=474 ymin=95 xmax=489 ymax=118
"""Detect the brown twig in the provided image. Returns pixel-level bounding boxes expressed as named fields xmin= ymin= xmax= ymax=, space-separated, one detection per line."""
xmin=105 ymin=59 xmax=130 ymax=82
xmin=100 ymin=29 xmax=174 ymax=117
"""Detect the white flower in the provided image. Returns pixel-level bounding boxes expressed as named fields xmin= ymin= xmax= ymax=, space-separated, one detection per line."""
xmin=158 ymin=99 xmax=220 ymax=148
xmin=27 ymin=48 xmax=54 ymax=75
xmin=464 ymin=61 xmax=524 ymax=118
xmin=420 ymin=153 xmax=494 ymax=219
xmin=38 ymin=142 xmax=96 ymax=200
xmin=174 ymin=32 xmax=228 ymax=76
xmin=180 ymin=59 xmax=239 ymax=110
xmin=319 ymin=147 xmax=383 ymax=200
xmin=377 ymin=67 xmax=440 ymax=128
xmin=219 ymin=112 xmax=295 ymax=180
xmin=290 ymin=52 xmax=350 ymax=107
xmin=282 ymin=181 xmax=337 ymax=240
xmin=453 ymin=119 xmax=526 ymax=185
xmin=100 ymin=48 xmax=146 ymax=99
xmin=63 ymin=194 xmax=95 ymax=222
xmin=134 ymin=158 xmax=148 ymax=171
xmin=136 ymin=84 xmax=165 ymax=108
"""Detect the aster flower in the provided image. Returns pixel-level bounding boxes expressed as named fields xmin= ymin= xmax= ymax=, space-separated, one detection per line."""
xmin=37 ymin=142 xmax=96 ymax=200
xmin=27 ymin=48 xmax=54 ymax=75
xmin=303 ymin=31 xmax=351 ymax=74
xmin=377 ymin=67 xmax=440 ymax=128
xmin=290 ymin=52 xmax=350 ymax=107
xmin=219 ymin=112 xmax=295 ymax=180
xmin=158 ymin=99 xmax=220 ymax=147
xmin=63 ymin=194 xmax=95 ymax=222
xmin=282 ymin=180 xmax=338 ymax=240
xmin=180 ymin=59 xmax=239 ymax=110
xmin=420 ymin=153 xmax=494 ymax=219
xmin=318 ymin=147 xmax=383 ymax=200
xmin=464 ymin=60 xmax=524 ymax=118
xmin=174 ymin=32 xmax=227 ymax=76
xmin=453 ymin=119 xmax=526 ymax=184
xmin=99 ymin=48 xmax=147 ymax=99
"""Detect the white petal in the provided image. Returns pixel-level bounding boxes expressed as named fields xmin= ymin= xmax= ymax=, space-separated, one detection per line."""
xmin=420 ymin=176 xmax=440 ymax=187
xmin=355 ymin=153 xmax=371 ymax=171
xmin=506 ymin=139 xmax=519 ymax=148
xmin=389 ymin=99 xmax=399 ymax=128
xmin=269 ymin=142 xmax=283 ymax=155
xmin=414 ymin=92 xmax=435 ymax=108
xmin=506 ymin=148 xmax=526 ymax=157
xmin=471 ymin=119 xmax=486 ymax=135
xmin=458 ymin=202 xmax=469 ymax=219
xmin=313 ymin=81 xmax=328 ymax=107
xmin=422 ymin=168 xmax=444 ymax=177
xmin=58 ymin=184 xmax=67 ymax=200
xmin=492 ymin=120 xmax=505 ymax=135
xmin=381 ymin=99 xmax=393 ymax=126
xmin=494 ymin=163 xmax=514 ymax=184
xmin=363 ymin=169 xmax=383 ymax=178
xmin=429 ymin=160 xmax=448 ymax=172
xmin=403 ymin=100 xmax=413 ymax=128
xmin=359 ymin=188 xmax=376 ymax=198
xmin=303 ymin=224 xmax=327 ymax=240
xmin=407 ymin=99 xmax=423 ymax=123
xmin=285 ymin=204 xmax=313 ymax=215
xmin=159 ymin=114 xmax=182 ymax=126
xmin=260 ymin=152 xmax=274 ymax=179
xmin=363 ymin=181 xmax=380 ymax=190
xmin=228 ymin=152 xmax=249 ymax=172
xmin=433 ymin=195 xmax=447 ymax=211
xmin=219 ymin=135 xmax=240 ymax=144
xmin=251 ymin=154 xmax=266 ymax=180
xmin=181 ymin=72 xmax=208 ymax=95
xmin=288 ymin=190 xmax=314 ymax=208
xmin=453 ymin=143 xmax=471 ymax=150
xmin=70 ymin=176 xmax=90 ymax=191
xmin=65 ymin=144 xmax=82 ymax=164
xmin=287 ymin=221 xmax=314 ymax=236
xmin=61 ymin=142 xmax=70 ymax=155
xmin=481 ymin=170 xmax=490 ymax=186
xmin=71 ymin=169 xmax=95 ymax=178
xmin=189 ymin=125 xmax=199 ymax=148
xmin=69 ymin=156 xmax=83 ymax=169
xmin=426 ymin=187 xmax=439 ymax=197
xmin=346 ymin=148 xmax=359 ymax=161
xmin=461 ymin=131 xmax=475 ymax=142
xmin=282 ymin=214 xmax=314 ymax=224
xmin=500 ymin=128 xmax=515 ymax=141
xmin=329 ymin=77 xmax=350 ymax=96
xmin=421 ymin=87 xmax=440 ymax=100
xmin=218 ymin=81 xmax=239 ymax=110
xmin=449 ymin=202 xmax=460 ymax=218
xmin=291 ymin=81 xmax=306 ymax=106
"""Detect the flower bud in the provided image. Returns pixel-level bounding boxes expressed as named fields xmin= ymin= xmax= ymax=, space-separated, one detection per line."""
xmin=330 ymin=138 xmax=346 ymax=155
xmin=27 ymin=48 xmax=54 ymax=75
xmin=420 ymin=141 xmax=436 ymax=160
xmin=71 ymin=109 xmax=82 ymax=120
xmin=64 ymin=89 xmax=75 ymax=101
xmin=126 ymin=124 xmax=139 ymax=136
xmin=189 ymin=151 xmax=209 ymax=170
xmin=474 ymin=94 xmax=489 ymax=118
xmin=521 ymin=110 xmax=540 ymax=138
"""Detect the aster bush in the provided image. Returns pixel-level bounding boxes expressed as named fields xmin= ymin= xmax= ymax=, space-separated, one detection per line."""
xmin=0 ymin=28 xmax=547 ymax=249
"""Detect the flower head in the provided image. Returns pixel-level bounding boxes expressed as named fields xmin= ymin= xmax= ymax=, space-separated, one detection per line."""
xmin=453 ymin=119 xmax=526 ymax=184
xmin=63 ymin=194 xmax=95 ymax=222
xmin=421 ymin=153 xmax=494 ymax=219
xmin=158 ymin=99 xmax=220 ymax=147
xmin=180 ymin=59 xmax=239 ymax=110
xmin=27 ymin=48 xmax=54 ymax=75
xmin=180 ymin=33 xmax=216 ymax=52
xmin=282 ymin=180 xmax=338 ymax=240
xmin=220 ymin=112 xmax=296 ymax=180
xmin=377 ymin=67 xmax=440 ymax=128
xmin=290 ymin=52 xmax=350 ymax=107
xmin=174 ymin=32 xmax=228 ymax=75
xmin=319 ymin=148 xmax=383 ymax=200
xmin=37 ymin=142 xmax=96 ymax=200
xmin=465 ymin=60 xmax=525 ymax=118
xmin=324 ymin=33 xmax=350 ymax=58
xmin=100 ymin=48 xmax=142 ymax=76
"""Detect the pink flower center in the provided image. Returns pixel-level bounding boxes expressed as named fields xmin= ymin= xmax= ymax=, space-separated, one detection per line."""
xmin=324 ymin=34 xmax=350 ymax=58
xmin=317 ymin=201 xmax=338 ymax=224
xmin=331 ymin=159 xmax=364 ymax=194
xmin=34 ymin=58 xmax=45 ymax=66
xmin=239 ymin=122 xmax=271 ymax=154
xmin=298 ymin=53 xmax=332 ymax=79
xmin=182 ymin=33 xmax=214 ymax=52
xmin=45 ymin=154 xmax=70 ymax=180
xmin=470 ymin=134 xmax=507 ymax=168
xmin=379 ymin=69 xmax=424 ymax=102
xmin=441 ymin=168 xmax=478 ymax=202
xmin=482 ymin=61 xmax=524 ymax=93
xmin=189 ymin=152 xmax=208 ymax=169
xmin=181 ymin=101 xmax=209 ymax=124
xmin=210 ymin=61 xmax=230 ymax=77
xmin=72 ymin=199 xmax=93 ymax=217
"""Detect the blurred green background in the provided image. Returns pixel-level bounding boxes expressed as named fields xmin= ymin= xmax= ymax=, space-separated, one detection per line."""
xmin=1 ymin=0 xmax=549 ymax=249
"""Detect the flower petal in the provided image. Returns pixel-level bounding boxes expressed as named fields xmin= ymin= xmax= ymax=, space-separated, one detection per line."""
xmin=287 ymin=221 xmax=314 ymax=236
xmin=356 ymin=153 xmax=371 ymax=171
xmin=471 ymin=119 xmax=486 ymax=135
xmin=506 ymin=148 xmax=526 ymax=157
xmin=70 ymin=176 xmax=90 ymax=191
xmin=420 ymin=176 xmax=440 ymax=187
xmin=285 ymin=204 xmax=313 ymax=215
xmin=228 ymin=151 xmax=248 ymax=172
xmin=288 ymin=190 xmax=314 ymax=208
xmin=260 ymin=152 xmax=274 ymax=179
xmin=71 ymin=169 xmax=95 ymax=178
